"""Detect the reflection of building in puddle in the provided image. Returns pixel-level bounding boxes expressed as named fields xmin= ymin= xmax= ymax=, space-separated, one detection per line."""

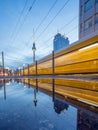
xmin=77 ymin=109 xmax=98 ymax=130
xmin=54 ymin=98 xmax=69 ymax=114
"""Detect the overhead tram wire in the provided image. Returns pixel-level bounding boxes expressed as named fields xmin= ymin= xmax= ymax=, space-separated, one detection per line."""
xmin=10 ymin=0 xmax=28 ymax=39
xmin=5 ymin=0 xmax=37 ymax=58
xmin=42 ymin=16 xmax=78 ymax=44
xmin=35 ymin=16 xmax=78 ymax=51
xmin=65 ymin=25 xmax=78 ymax=35
xmin=12 ymin=0 xmax=72 ymax=56
xmin=42 ymin=16 xmax=77 ymax=42
xmin=9 ymin=26 xmax=78 ymax=69
xmin=35 ymin=0 xmax=70 ymax=42
xmin=34 ymin=0 xmax=58 ymax=33
xmin=24 ymin=0 xmax=58 ymax=51
xmin=15 ymin=15 xmax=78 ymax=58
xmin=20 ymin=0 xmax=70 ymax=55
xmin=6 ymin=15 xmax=77 ymax=62
xmin=6 ymin=25 xmax=78 ymax=69
xmin=59 ymin=15 xmax=78 ymax=30
xmin=25 ymin=14 xmax=77 ymax=50
xmin=5 ymin=1 xmax=77 ymax=68
xmin=7 ymin=16 xmax=78 ymax=59
xmin=11 ymin=0 xmax=37 ymax=45
xmin=36 ymin=25 xmax=78 ymax=55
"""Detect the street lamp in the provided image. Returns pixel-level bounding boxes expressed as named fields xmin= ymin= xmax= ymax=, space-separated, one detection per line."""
xmin=32 ymin=42 xmax=36 ymax=63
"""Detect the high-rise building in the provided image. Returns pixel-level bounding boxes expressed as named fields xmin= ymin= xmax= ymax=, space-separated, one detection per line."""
xmin=53 ymin=33 xmax=69 ymax=52
xmin=79 ymin=0 xmax=98 ymax=39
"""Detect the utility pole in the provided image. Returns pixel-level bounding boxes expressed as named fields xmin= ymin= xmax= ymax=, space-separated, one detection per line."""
xmin=35 ymin=60 xmax=38 ymax=91
xmin=52 ymin=50 xmax=55 ymax=102
xmin=2 ymin=51 xmax=5 ymax=77
xmin=32 ymin=43 xmax=36 ymax=63
xmin=2 ymin=52 xmax=6 ymax=100
xmin=28 ymin=64 xmax=30 ymax=86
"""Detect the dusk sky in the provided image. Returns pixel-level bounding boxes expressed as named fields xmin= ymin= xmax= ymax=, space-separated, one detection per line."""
xmin=0 ymin=0 xmax=79 ymax=70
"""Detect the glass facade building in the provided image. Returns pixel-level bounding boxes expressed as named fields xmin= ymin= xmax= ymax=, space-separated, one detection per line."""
xmin=53 ymin=33 xmax=69 ymax=52
xmin=79 ymin=0 xmax=98 ymax=39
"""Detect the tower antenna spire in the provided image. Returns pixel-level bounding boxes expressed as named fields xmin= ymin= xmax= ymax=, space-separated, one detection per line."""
xmin=33 ymin=28 xmax=35 ymax=42
xmin=32 ymin=28 xmax=36 ymax=63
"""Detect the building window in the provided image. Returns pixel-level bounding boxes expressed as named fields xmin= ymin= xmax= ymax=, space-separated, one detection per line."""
xmin=80 ymin=5 xmax=83 ymax=16
xmin=84 ymin=18 xmax=92 ymax=29
xmin=80 ymin=23 xmax=83 ymax=32
xmin=96 ymin=0 xmax=98 ymax=3
xmin=84 ymin=0 xmax=93 ymax=12
xmin=95 ymin=14 xmax=98 ymax=24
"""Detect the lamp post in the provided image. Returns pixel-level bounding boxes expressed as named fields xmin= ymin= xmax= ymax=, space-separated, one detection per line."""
xmin=32 ymin=42 xmax=36 ymax=63
xmin=2 ymin=51 xmax=5 ymax=77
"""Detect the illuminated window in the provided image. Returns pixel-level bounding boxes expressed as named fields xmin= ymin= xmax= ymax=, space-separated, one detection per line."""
xmin=84 ymin=18 xmax=92 ymax=29
xmin=84 ymin=0 xmax=93 ymax=12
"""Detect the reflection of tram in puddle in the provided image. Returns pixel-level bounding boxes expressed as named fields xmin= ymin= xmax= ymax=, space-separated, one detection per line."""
xmin=54 ymin=98 xmax=69 ymax=114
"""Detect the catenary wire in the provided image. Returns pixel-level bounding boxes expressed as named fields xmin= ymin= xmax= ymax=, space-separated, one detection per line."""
xmin=35 ymin=0 xmax=70 ymax=41
xmin=10 ymin=0 xmax=28 ymax=39
xmin=11 ymin=0 xmax=37 ymax=45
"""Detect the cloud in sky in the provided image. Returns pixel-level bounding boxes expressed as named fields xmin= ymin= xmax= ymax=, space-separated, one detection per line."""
xmin=0 ymin=0 xmax=79 ymax=69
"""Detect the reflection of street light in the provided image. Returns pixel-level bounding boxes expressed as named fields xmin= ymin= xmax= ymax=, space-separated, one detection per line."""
xmin=32 ymin=42 xmax=36 ymax=63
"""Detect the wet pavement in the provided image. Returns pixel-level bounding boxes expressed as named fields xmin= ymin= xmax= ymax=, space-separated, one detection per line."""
xmin=0 ymin=79 xmax=98 ymax=130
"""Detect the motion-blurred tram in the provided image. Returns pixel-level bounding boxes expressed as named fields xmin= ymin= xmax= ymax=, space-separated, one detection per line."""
xmin=23 ymin=34 xmax=98 ymax=76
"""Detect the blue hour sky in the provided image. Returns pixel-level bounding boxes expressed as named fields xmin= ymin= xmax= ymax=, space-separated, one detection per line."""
xmin=0 ymin=0 xmax=79 ymax=70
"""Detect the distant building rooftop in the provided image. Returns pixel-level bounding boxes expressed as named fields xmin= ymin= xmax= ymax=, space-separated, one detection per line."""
xmin=53 ymin=33 xmax=69 ymax=52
